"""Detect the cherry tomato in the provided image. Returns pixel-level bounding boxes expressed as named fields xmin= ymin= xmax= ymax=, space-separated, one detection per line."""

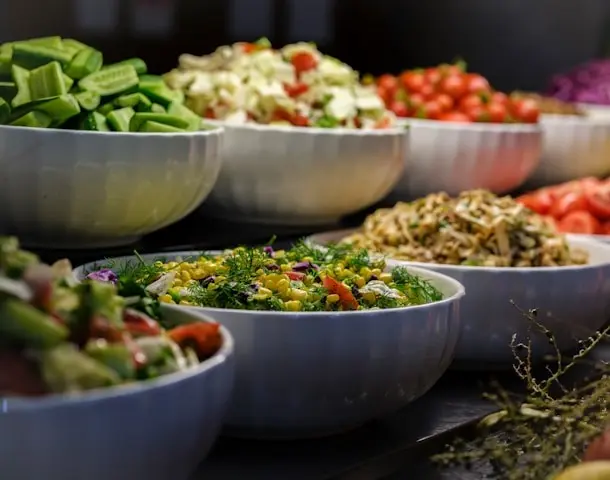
xmin=511 ymin=98 xmax=540 ymax=123
xmin=89 ymin=316 xmax=123 ymax=343
xmin=408 ymin=93 xmax=425 ymax=111
xmin=437 ymin=111 xmax=471 ymax=123
xmin=291 ymin=52 xmax=318 ymax=74
xmin=377 ymin=74 xmax=399 ymax=96
xmin=459 ymin=94 xmax=484 ymax=112
xmin=285 ymin=271 xmax=306 ymax=281
xmin=464 ymin=105 xmax=489 ymax=122
xmin=376 ymin=85 xmax=392 ymax=105
xmin=168 ymin=322 xmax=222 ymax=359
xmin=291 ymin=113 xmax=310 ymax=127
xmin=586 ymin=183 xmax=610 ymax=219
xmin=557 ymin=210 xmax=600 ymax=234
xmin=584 ymin=429 xmax=610 ymax=462
xmin=487 ymin=102 xmax=509 ymax=123
xmin=123 ymin=308 xmax=162 ymax=337
xmin=420 ymin=83 xmax=436 ymax=99
xmin=550 ymin=191 xmax=588 ymax=219
xmin=439 ymin=64 xmax=465 ymax=76
xmin=517 ymin=190 xmax=553 ymax=215
xmin=417 ymin=100 xmax=442 ymax=119
xmin=424 ymin=67 xmax=442 ymax=85
xmin=203 ymin=108 xmax=216 ymax=119
xmin=491 ymin=91 xmax=509 ymax=106
xmin=549 ymin=178 xmax=598 ymax=201
xmin=433 ymin=93 xmax=454 ymax=111
xmin=389 ymin=100 xmax=409 ymax=117
xmin=465 ymin=73 xmax=491 ymax=94
xmin=283 ymin=82 xmax=309 ymax=97
xmin=322 ymin=277 xmax=359 ymax=310
xmin=400 ymin=71 xmax=426 ymax=93
xmin=439 ymin=74 xmax=467 ymax=99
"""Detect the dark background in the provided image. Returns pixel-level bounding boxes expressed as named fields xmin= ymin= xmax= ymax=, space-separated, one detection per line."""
xmin=3 ymin=0 xmax=610 ymax=92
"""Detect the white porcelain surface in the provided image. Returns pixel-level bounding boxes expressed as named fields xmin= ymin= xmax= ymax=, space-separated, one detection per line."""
xmin=577 ymin=103 xmax=610 ymax=120
xmin=199 ymin=122 xmax=408 ymax=225
xmin=0 ymin=306 xmax=235 ymax=480
xmin=391 ymin=119 xmax=542 ymax=200
xmin=74 ymin=253 xmax=463 ymax=439
xmin=308 ymin=229 xmax=610 ymax=367
xmin=0 ymin=125 xmax=224 ymax=248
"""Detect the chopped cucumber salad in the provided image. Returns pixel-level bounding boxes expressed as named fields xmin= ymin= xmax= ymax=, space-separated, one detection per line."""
xmin=0 ymin=36 xmax=204 ymax=133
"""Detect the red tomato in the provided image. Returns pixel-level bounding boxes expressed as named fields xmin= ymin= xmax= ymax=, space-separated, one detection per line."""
xmin=439 ymin=64 xmax=465 ymax=76
xmin=168 ymin=322 xmax=222 ymax=359
xmin=437 ymin=111 xmax=471 ymax=123
xmin=550 ymin=191 xmax=588 ymax=219
xmin=389 ymin=100 xmax=409 ymax=117
xmin=557 ymin=210 xmax=600 ymax=234
xmin=400 ymin=71 xmax=426 ymax=93
xmin=376 ymin=85 xmax=392 ymax=105
xmin=374 ymin=116 xmax=392 ymax=129
xmin=408 ymin=93 xmax=425 ymax=110
xmin=491 ymin=91 xmax=509 ymax=106
xmin=377 ymin=74 xmax=399 ymax=96
xmin=439 ymin=74 xmax=467 ymax=99
xmin=459 ymin=94 xmax=484 ymax=112
xmin=511 ymin=98 xmax=540 ymax=123
xmin=291 ymin=113 xmax=310 ymax=127
xmin=418 ymin=100 xmax=442 ymax=119
xmin=123 ymin=309 xmax=162 ymax=337
xmin=517 ymin=190 xmax=553 ymax=215
xmin=241 ymin=43 xmax=257 ymax=54
xmin=434 ymin=93 xmax=454 ymax=111
xmin=420 ymin=83 xmax=436 ymax=100
xmin=203 ymin=108 xmax=216 ymax=119
xmin=424 ymin=67 xmax=442 ymax=85
xmin=322 ymin=277 xmax=359 ymax=310
xmin=584 ymin=429 xmax=610 ymax=462
xmin=586 ymin=183 xmax=610 ymax=219
xmin=291 ymin=52 xmax=318 ymax=74
xmin=285 ymin=271 xmax=306 ymax=281
xmin=464 ymin=106 xmax=489 ymax=122
xmin=283 ymin=82 xmax=309 ymax=97
xmin=549 ymin=178 xmax=599 ymax=200
xmin=465 ymin=73 xmax=491 ymax=94
xmin=487 ymin=102 xmax=509 ymax=123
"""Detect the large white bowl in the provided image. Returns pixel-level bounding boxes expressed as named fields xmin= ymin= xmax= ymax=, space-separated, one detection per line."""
xmin=74 ymin=252 xmax=463 ymax=439
xmin=523 ymin=114 xmax=610 ymax=189
xmin=0 ymin=125 xmax=224 ymax=249
xmin=391 ymin=118 xmax=542 ymax=200
xmin=308 ymin=229 xmax=610 ymax=368
xmin=0 ymin=306 xmax=235 ymax=480
xmin=198 ymin=122 xmax=408 ymax=225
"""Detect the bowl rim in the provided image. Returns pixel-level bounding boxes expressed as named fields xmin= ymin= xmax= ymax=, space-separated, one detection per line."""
xmin=306 ymin=228 xmax=610 ymax=273
xmin=73 ymin=251 xmax=465 ymax=316
xmin=2 ymin=307 xmax=234 ymax=410
xmin=0 ymin=123 xmax=225 ymax=138
xmin=540 ymin=113 xmax=610 ymax=125
xmin=204 ymin=118 xmax=408 ymax=136
xmin=396 ymin=117 xmax=541 ymax=132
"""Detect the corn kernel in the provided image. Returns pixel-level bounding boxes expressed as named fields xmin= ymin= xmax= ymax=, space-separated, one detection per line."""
xmin=338 ymin=270 xmax=352 ymax=280
xmin=284 ymin=300 xmax=302 ymax=311
xmin=256 ymin=268 xmax=265 ymax=275
xmin=359 ymin=267 xmax=372 ymax=278
xmin=371 ymin=268 xmax=382 ymax=277
xmin=215 ymin=275 xmax=227 ymax=283
xmin=159 ymin=294 xmax=173 ymax=303
xmin=291 ymin=288 xmax=308 ymax=301
xmin=280 ymin=264 xmax=291 ymax=272
xmin=302 ymin=256 xmax=313 ymax=263
xmin=276 ymin=279 xmax=290 ymax=292
xmin=326 ymin=294 xmax=340 ymax=304
xmin=354 ymin=276 xmax=366 ymax=287
xmin=191 ymin=268 xmax=205 ymax=280
xmin=173 ymin=279 xmax=183 ymax=287
xmin=179 ymin=300 xmax=191 ymax=306
xmin=264 ymin=279 xmax=277 ymax=290
xmin=166 ymin=261 xmax=178 ymax=269
xmin=362 ymin=291 xmax=376 ymax=303
xmin=379 ymin=272 xmax=393 ymax=284
xmin=274 ymin=250 xmax=286 ymax=258
xmin=303 ymin=274 xmax=314 ymax=286
xmin=181 ymin=270 xmax=191 ymax=282
xmin=154 ymin=261 xmax=164 ymax=268
xmin=252 ymin=287 xmax=272 ymax=300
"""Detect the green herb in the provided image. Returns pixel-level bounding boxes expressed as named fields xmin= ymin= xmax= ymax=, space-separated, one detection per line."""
xmin=314 ymin=114 xmax=339 ymax=128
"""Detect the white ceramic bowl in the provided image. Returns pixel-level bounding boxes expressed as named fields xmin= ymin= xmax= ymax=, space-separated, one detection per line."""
xmin=74 ymin=253 xmax=463 ymax=439
xmin=0 ymin=306 xmax=234 ymax=480
xmin=0 ymin=125 xmax=224 ymax=249
xmin=308 ymin=229 xmax=610 ymax=368
xmin=391 ymin=118 xmax=542 ymax=200
xmin=576 ymin=103 xmax=610 ymax=120
xmin=198 ymin=122 xmax=408 ymax=225
xmin=522 ymin=114 xmax=610 ymax=189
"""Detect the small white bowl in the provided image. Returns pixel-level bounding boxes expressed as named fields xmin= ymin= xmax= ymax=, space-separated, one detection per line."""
xmin=0 ymin=125 xmax=224 ymax=249
xmin=391 ymin=118 xmax=542 ymax=200
xmin=523 ymin=114 xmax=610 ymax=189
xmin=308 ymin=229 xmax=610 ymax=368
xmin=198 ymin=122 xmax=408 ymax=225
xmin=74 ymin=253 xmax=463 ymax=439
xmin=0 ymin=306 xmax=235 ymax=480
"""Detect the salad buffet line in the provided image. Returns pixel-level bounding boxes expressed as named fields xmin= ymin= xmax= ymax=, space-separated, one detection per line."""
xmin=3 ymin=34 xmax=610 ymax=480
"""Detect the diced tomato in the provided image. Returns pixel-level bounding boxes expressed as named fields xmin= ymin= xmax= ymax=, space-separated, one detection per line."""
xmin=203 ymin=108 xmax=216 ymax=119
xmin=89 ymin=316 xmax=123 ymax=343
xmin=517 ymin=190 xmax=553 ymax=215
xmin=322 ymin=276 xmax=359 ymax=310
xmin=374 ymin=116 xmax=392 ymax=129
xmin=291 ymin=52 xmax=318 ymax=74
xmin=0 ymin=351 xmax=47 ymax=396
xmin=286 ymin=271 xmax=306 ymax=281
xmin=241 ymin=43 xmax=257 ymax=54
xmin=547 ymin=180 xmax=585 ymax=200
xmin=283 ymin=82 xmax=309 ymax=97
xmin=586 ymin=182 xmax=610 ymax=219
xmin=557 ymin=210 xmax=600 ymax=234
xmin=121 ymin=332 xmax=148 ymax=369
xmin=291 ymin=113 xmax=309 ymax=127
xmin=168 ymin=322 xmax=222 ymax=359
xmin=549 ymin=191 xmax=588 ymax=219
xmin=123 ymin=308 xmax=162 ymax=337
xmin=600 ymin=221 xmax=610 ymax=235
xmin=271 ymin=108 xmax=292 ymax=122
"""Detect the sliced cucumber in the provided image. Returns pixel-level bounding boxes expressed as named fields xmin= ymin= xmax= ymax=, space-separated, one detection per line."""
xmin=28 ymin=62 xmax=67 ymax=101
xmin=0 ymin=44 xmax=12 ymax=64
xmin=0 ymin=98 xmax=10 ymax=124
xmin=65 ymin=48 xmax=103 ymax=80
xmin=150 ymin=103 xmax=166 ymax=114
xmin=107 ymin=107 xmax=135 ymax=132
xmin=36 ymin=94 xmax=81 ymax=126
xmin=129 ymin=112 xmax=190 ymax=132
xmin=10 ymin=110 xmax=52 ymax=128
xmin=0 ymin=61 xmax=11 ymax=81
xmin=11 ymin=65 xmax=31 ymax=108
xmin=138 ymin=120 xmax=186 ymax=133
xmin=75 ymin=91 xmax=101 ymax=111
xmin=0 ymin=82 xmax=17 ymax=102
xmin=114 ymin=92 xmax=152 ymax=111
xmin=12 ymin=43 xmax=74 ymax=70
xmin=96 ymin=103 xmax=115 ymax=116
xmin=167 ymin=101 xmax=201 ymax=131
xmin=139 ymin=84 xmax=184 ymax=107
xmin=83 ymin=111 xmax=109 ymax=131
xmin=62 ymin=73 xmax=74 ymax=91
xmin=139 ymin=74 xmax=164 ymax=88
xmin=79 ymin=64 xmax=138 ymax=97
xmin=61 ymin=38 xmax=89 ymax=56
xmin=104 ymin=58 xmax=147 ymax=75
xmin=15 ymin=36 xmax=63 ymax=49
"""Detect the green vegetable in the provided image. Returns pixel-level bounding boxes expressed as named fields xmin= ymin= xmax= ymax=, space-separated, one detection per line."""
xmin=64 ymin=48 xmax=103 ymax=80
xmin=113 ymin=92 xmax=151 ymax=111
xmin=12 ymin=42 xmax=74 ymax=70
xmin=10 ymin=110 xmax=52 ymax=128
xmin=85 ymin=339 xmax=136 ymax=379
xmin=0 ymin=82 xmax=16 ymax=102
xmin=138 ymin=121 xmax=185 ymax=133
xmin=129 ymin=112 xmax=189 ymax=132
xmin=74 ymin=90 xmax=101 ymax=111
xmin=35 ymin=94 xmax=81 ymax=126
xmin=107 ymin=107 xmax=135 ymax=132
xmin=138 ymin=83 xmax=183 ymax=107
xmin=82 ymin=111 xmax=109 ymax=131
xmin=167 ymin=101 xmax=201 ymax=131
xmin=0 ymin=98 xmax=10 ymax=123
xmin=28 ymin=61 xmax=68 ymax=101
xmin=10 ymin=65 xmax=31 ymax=107
xmin=104 ymin=57 xmax=147 ymax=75
xmin=79 ymin=64 xmax=139 ymax=97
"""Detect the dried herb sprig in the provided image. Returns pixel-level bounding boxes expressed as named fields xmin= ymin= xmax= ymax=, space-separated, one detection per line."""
xmin=432 ymin=305 xmax=610 ymax=479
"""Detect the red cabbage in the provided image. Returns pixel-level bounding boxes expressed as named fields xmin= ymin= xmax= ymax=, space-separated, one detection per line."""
xmin=546 ymin=59 xmax=610 ymax=105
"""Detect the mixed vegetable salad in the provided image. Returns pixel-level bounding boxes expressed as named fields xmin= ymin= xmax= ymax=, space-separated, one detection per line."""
xmin=368 ymin=63 xmax=540 ymax=124
xmin=0 ymin=237 xmax=222 ymax=397
xmin=0 ymin=36 xmax=203 ymax=133
xmin=88 ymin=243 xmax=443 ymax=312
xmin=517 ymin=177 xmax=610 ymax=235
xmin=164 ymin=38 xmax=395 ymax=129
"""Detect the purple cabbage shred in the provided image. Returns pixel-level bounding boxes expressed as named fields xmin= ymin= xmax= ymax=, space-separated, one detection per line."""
xmin=86 ymin=269 xmax=118 ymax=284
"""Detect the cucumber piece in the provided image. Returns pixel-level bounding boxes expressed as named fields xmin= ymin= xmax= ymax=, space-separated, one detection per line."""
xmin=75 ymin=90 xmax=100 ymax=111
xmin=10 ymin=110 xmax=52 ymax=128
xmin=61 ymin=38 xmax=89 ymax=56
xmin=0 ymin=61 xmax=11 ymax=82
xmin=150 ymin=103 xmax=166 ymax=114
xmin=11 ymin=65 xmax=31 ymax=108
xmin=97 ymin=102 xmax=115 ymax=116
xmin=129 ymin=112 xmax=190 ymax=132
xmin=138 ymin=120 xmax=186 ymax=133
xmin=79 ymin=64 xmax=139 ymax=97
xmin=15 ymin=36 xmax=63 ymax=49
xmin=107 ymin=107 xmax=135 ymax=132
xmin=83 ymin=111 xmax=109 ymax=131
xmin=104 ymin=58 xmax=147 ymax=75
xmin=65 ymin=48 xmax=103 ymax=80
xmin=36 ymin=94 xmax=81 ymax=126
xmin=62 ymin=73 xmax=74 ymax=91
xmin=12 ymin=43 xmax=74 ymax=70
xmin=0 ymin=82 xmax=17 ymax=102
xmin=113 ymin=92 xmax=152 ymax=111
xmin=0 ymin=98 xmax=10 ymax=124
xmin=139 ymin=74 xmax=164 ymax=88
xmin=167 ymin=101 xmax=201 ymax=131
xmin=0 ymin=298 xmax=68 ymax=348
xmin=139 ymin=84 xmax=184 ymax=107
xmin=29 ymin=62 xmax=67 ymax=101
xmin=0 ymin=44 xmax=12 ymax=64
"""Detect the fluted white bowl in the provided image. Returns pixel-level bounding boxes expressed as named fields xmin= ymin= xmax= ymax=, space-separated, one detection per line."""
xmin=523 ymin=114 xmax=610 ymax=189
xmin=0 ymin=306 xmax=235 ymax=480
xmin=198 ymin=122 xmax=408 ymax=225
xmin=391 ymin=119 xmax=542 ymax=200
xmin=308 ymin=229 xmax=610 ymax=368
xmin=0 ymin=125 xmax=224 ymax=248
xmin=74 ymin=253 xmax=463 ymax=439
